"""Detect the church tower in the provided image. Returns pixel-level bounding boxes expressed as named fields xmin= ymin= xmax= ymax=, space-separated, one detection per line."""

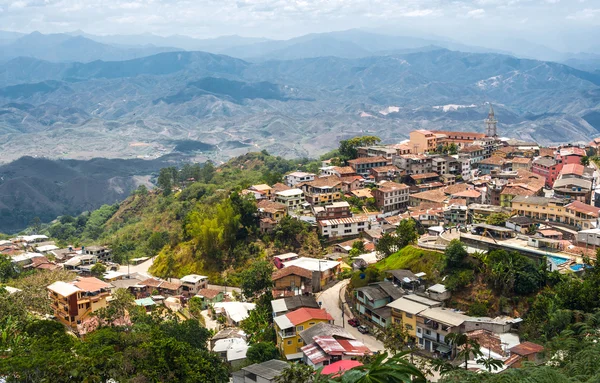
xmin=485 ymin=104 xmax=497 ymax=137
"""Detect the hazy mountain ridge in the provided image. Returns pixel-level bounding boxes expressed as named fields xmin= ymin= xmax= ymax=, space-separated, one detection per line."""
xmin=0 ymin=49 xmax=598 ymax=163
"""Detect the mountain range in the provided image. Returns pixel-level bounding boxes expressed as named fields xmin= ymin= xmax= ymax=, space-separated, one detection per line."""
xmin=0 ymin=47 xmax=599 ymax=164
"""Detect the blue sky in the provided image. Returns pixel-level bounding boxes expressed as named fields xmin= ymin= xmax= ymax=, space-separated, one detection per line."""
xmin=1 ymin=0 xmax=599 ymax=51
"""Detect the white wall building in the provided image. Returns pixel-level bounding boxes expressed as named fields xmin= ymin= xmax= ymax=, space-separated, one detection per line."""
xmin=318 ymin=216 xmax=370 ymax=239
xmin=275 ymin=189 xmax=305 ymax=211
xmin=285 ymin=172 xmax=316 ymax=187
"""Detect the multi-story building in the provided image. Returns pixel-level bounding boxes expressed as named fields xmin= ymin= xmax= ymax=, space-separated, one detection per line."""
xmin=84 ymin=246 xmax=112 ymax=262
xmin=431 ymin=156 xmax=461 ymax=176
xmin=300 ymin=176 xmax=343 ymax=206
xmin=409 ymin=130 xmax=439 ymax=154
xmin=508 ymin=157 xmax=532 ymax=171
xmin=281 ymin=257 xmax=341 ymax=291
xmin=180 ymin=274 xmax=209 ymax=296
xmin=443 ymin=204 xmax=468 ymax=225
xmin=393 ymin=154 xmax=433 ymax=175
xmin=532 ymin=157 xmax=560 ymax=188
xmin=274 ymin=308 xmax=334 ymax=359
xmin=285 ymin=172 xmax=316 ymax=187
xmin=348 ymin=156 xmax=390 ymax=176
xmin=47 ymin=277 xmax=112 ymax=328
xmin=313 ymin=201 xmax=352 ymax=221
xmin=274 ymin=189 xmax=305 ymax=211
xmin=369 ymin=165 xmax=401 ymax=182
xmin=354 ymin=281 xmax=403 ymax=328
xmin=416 ymin=307 xmax=469 ymax=354
xmin=478 ymin=156 xmax=508 ymax=175
xmin=469 ymin=204 xmax=511 ymax=223
xmin=372 ymin=181 xmax=410 ymax=213
xmin=319 ymin=216 xmax=370 ymax=239
xmin=553 ymin=163 xmax=594 ymax=204
xmin=272 ymin=266 xmax=314 ymax=296
xmin=432 ymin=130 xmax=487 ymax=150
xmin=357 ymin=146 xmax=397 ymax=160
xmin=458 ymin=145 xmax=485 ymax=167
xmin=511 ymin=196 xmax=600 ymax=230
xmin=248 ymin=184 xmax=273 ymax=199
xmin=257 ymin=200 xmax=288 ymax=233
xmin=387 ymin=295 xmax=441 ymax=343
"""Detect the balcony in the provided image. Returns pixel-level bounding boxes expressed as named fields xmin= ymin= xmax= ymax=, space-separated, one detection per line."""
xmin=279 ymin=330 xmax=296 ymax=339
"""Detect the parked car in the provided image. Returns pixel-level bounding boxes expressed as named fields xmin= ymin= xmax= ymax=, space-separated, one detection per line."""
xmin=357 ymin=325 xmax=369 ymax=334
xmin=347 ymin=318 xmax=360 ymax=327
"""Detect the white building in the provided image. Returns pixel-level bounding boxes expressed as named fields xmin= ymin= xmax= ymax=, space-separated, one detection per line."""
xmin=274 ymin=188 xmax=305 ymax=211
xmin=285 ymin=171 xmax=315 ymax=187
xmin=213 ymin=337 xmax=250 ymax=368
xmin=318 ymin=216 xmax=370 ymax=239
xmin=180 ymin=274 xmax=209 ymax=296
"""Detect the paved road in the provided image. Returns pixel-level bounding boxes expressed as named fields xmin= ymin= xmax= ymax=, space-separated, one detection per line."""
xmin=316 ymin=279 xmax=384 ymax=352
xmin=118 ymin=257 xmax=154 ymax=277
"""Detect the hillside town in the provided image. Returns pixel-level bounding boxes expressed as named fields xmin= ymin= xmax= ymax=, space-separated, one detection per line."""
xmin=3 ymin=105 xmax=600 ymax=381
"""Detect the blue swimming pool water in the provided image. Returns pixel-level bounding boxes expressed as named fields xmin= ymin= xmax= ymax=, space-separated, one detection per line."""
xmin=570 ymin=264 xmax=584 ymax=271
xmin=547 ymin=255 xmax=569 ymax=266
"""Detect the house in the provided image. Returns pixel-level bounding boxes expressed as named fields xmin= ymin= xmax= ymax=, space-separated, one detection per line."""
xmin=249 ymin=184 xmax=273 ymax=199
xmin=139 ymin=278 xmax=182 ymax=297
xmin=210 ymin=327 xmax=247 ymax=349
xmin=301 ymin=336 xmax=371 ymax=369
xmin=135 ymin=297 xmax=157 ymax=312
xmin=313 ymin=201 xmax=352 ymax=221
xmin=232 ymin=359 xmax=289 ymax=383
xmin=354 ymin=281 xmax=403 ymax=328
xmin=340 ymin=176 xmax=364 ymax=193
xmin=299 ymin=176 xmax=343 ymax=205
xmin=331 ymin=166 xmax=357 ymax=178
xmin=506 ymin=216 xmax=536 ymax=234
xmin=281 ymin=257 xmax=341 ymax=292
xmin=271 ymin=295 xmax=320 ymax=317
xmin=196 ymin=288 xmax=224 ymax=308
xmin=386 ymin=269 xmax=421 ymax=290
xmin=443 ymin=204 xmax=468 ymax=226
xmin=319 ymin=216 xmax=370 ymax=239
xmin=272 ymin=266 xmax=313 ymax=296
xmin=180 ymin=274 xmax=209 ymax=296
xmin=347 ymin=156 xmax=390 ymax=176
xmin=274 ymin=308 xmax=334 ymax=359
xmin=506 ymin=342 xmax=545 ymax=368
xmin=372 ymin=181 xmax=410 ymax=213
xmin=213 ymin=337 xmax=250 ymax=368
xmin=47 ymin=277 xmax=112 ymax=328
xmin=83 ymin=246 xmax=112 ymax=262
xmin=273 ymin=252 xmax=300 ymax=269
xmin=274 ymin=188 xmax=305 ymax=211
xmin=285 ymin=171 xmax=316 ymax=187
xmin=257 ymin=200 xmax=288 ymax=233
xmin=388 ymin=296 xmax=439 ymax=342
xmin=577 ymin=228 xmax=600 ymax=246
xmin=409 ymin=189 xmax=447 ymax=207
xmin=433 ymin=130 xmax=487 ymax=150
xmin=511 ymin=196 xmax=600 ymax=230
xmin=508 ymin=157 xmax=532 ymax=171
xmin=370 ymin=165 xmax=400 ymax=182
xmin=478 ymin=156 xmax=508 ymax=175
xmin=532 ymin=157 xmax=560 ymax=188
xmin=426 ymin=284 xmax=451 ymax=301
xmin=394 ymin=154 xmax=433 ymax=175
xmin=213 ymin=302 xmax=256 ymax=326
xmin=352 ymin=252 xmax=380 ymax=269
xmin=409 ymin=130 xmax=439 ymax=154
xmin=416 ymin=307 xmax=470 ymax=355
xmin=469 ymin=204 xmax=511 ymax=223
xmin=553 ymin=178 xmax=593 ymax=204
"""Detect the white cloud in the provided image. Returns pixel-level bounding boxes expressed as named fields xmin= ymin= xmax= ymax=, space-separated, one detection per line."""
xmin=567 ymin=8 xmax=600 ymax=19
xmin=466 ymin=8 xmax=486 ymax=18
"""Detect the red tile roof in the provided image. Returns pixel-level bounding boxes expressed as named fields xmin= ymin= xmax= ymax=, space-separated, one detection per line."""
xmin=509 ymin=341 xmax=544 ymax=356
xmin=566 ymin=201 xmax=600 ymax=217
xmin=560 ymin=163 xmax=585 ymax=177
xmin=286 ymin=308 xmax=333 ymax=325
xmin=321 ymin=360 xmax=363 ymax=376
xmin=72 ymin=277 xmax=111 ymax=292
xmin=272 ymin=265 xmax=313 ymax=280
xmin=348 ymin=156 xmax=388 ymax=165
xmin=197 ymin=288 xmax=221 ymax=299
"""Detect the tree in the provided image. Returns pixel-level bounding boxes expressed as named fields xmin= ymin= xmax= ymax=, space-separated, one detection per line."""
xmin=485 ymin=212 xmax=510 ymax=227
xmin=340 ymin=351 xmax=426 ymax=383
xmin=352 ymin=240 xmax=366 ymax=254
xmin=444 ymin=239 xmax=468 ymax=270
xmin=338 ymin=136 xmax=382 ymax=161
xmin=239 ymin=260 xmax=274 ymax=299
xmin=90 ymin=263 xmax=107 ymax=277
xmin=274 ymin=363 xmax=318 ymax=383
xmin=30 ymin=216 xmax=42 ymax=234
xmin=246 ymin=342 xmax=279 ymax=364
xmin=374 ymin=320 xmax=411 ymax=355
xmin=396 ymin=219 xmax=418 ymax=248
xmin=0 ymin=254 xmax=19 ymax=282
xmin=148 ymin=231 xmax=169 ymax=253
xmin=445 ymin=333 xmax=483 ymax=371
xmin=376 ymin=232 xmax=399 ymax=257
xmin=157 ymin=167 xmax=174 ymax=195
xmin=94 ymin=288 xmax=135 ymax=324
xmin=581 ymin=156 xmax=590 ymax=166
xmin=200 ymin=161 xmax=216 ymax=183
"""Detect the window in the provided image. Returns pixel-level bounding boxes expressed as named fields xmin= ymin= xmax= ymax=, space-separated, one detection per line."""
xmin=405 ymin=313 xmax=413 ymax=319
xmin=296 ymin=325 xmax=304 ymax=332
xmin=287 ymin=340 xmax=293 ymax=345
xmin=405 ymin=324 xmax=413 ymax=330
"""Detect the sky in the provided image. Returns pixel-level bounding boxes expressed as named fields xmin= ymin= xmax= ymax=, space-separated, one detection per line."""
xmin=0 ymin=0 xmax=599 ymax=52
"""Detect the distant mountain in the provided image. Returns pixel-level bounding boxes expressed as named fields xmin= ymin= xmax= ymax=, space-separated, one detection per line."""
xmin=0 ymin=156 xmax=170 ymax=232
xmin=221 ymin=29 xmax=510 ymax=60
xmin=0 ymin=30 xmax=24 ymax=45
xmin=0 ymin=49 xmax=599 ymax=164
xmin=0 ymin=32 xmax=183 ymax=63
xmin=69 ymin=30 xmax=270 ymax=53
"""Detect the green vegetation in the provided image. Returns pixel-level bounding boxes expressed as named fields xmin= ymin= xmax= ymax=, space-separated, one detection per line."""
xmin=338 ymin=136 xmax=381 ymax=162
xmin=375 ymin=219 xmax=419 ymax=257
xmin=373 ymin=245 xmax=444 ymax=278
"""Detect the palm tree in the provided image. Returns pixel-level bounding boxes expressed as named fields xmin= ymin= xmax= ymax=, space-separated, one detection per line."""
xmin=445 ymin=333 xmax=483 ymax=371
xmin=337 ymin=351 xmax=427 ymax=383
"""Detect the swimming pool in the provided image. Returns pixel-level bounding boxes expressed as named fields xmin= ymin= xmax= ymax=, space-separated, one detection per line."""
xmin=547 ymin=255 xmax=569 ymax=266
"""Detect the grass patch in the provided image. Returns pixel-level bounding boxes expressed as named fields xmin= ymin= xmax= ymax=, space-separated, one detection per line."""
xmin=374 ymin=245 xmax=444 ymax=282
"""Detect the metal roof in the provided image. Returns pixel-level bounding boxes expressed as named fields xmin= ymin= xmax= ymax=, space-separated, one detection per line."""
xmin=242 ymin=359 xmax=289 ymax=379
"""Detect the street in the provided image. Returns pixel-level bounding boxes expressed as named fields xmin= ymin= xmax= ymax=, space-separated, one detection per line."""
xmin=315 ymin=279 xmax=384 ymax=352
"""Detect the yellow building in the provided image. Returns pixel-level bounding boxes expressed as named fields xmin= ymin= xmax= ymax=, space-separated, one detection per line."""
xmin=274 ymin=307 xmax=334 ymax=360
xmin=249 ymin=184 xmax=273 ymax=198
xmin=47 ymin=277 xmax=112 ymax=328
xmin=512 ymin=196 xmax=600 ymax=230
xmin=409 ymin=130 xmax=438 ymax=154
xmin=387 ymin=296 xmax=439 ymax=341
